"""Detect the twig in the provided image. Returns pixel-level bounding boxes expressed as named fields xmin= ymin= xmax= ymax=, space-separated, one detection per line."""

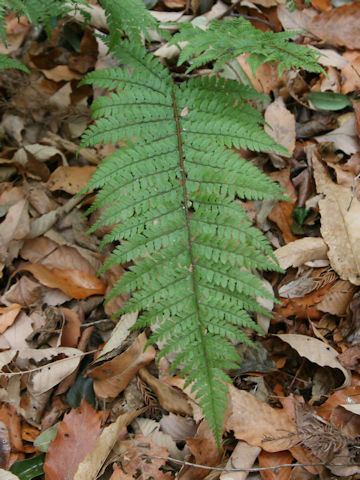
xmin=141 ymin=455 xmax=359 ymax=472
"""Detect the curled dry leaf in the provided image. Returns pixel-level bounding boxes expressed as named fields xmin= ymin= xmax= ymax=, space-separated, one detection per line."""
xmin=310 ymin=147 xmax=360 ymax=285
xmin=276 ymin=334 xmax=351 ymax=387
xmin=17 ymin=264 xmax=106 ymax=299
xmin=88 ymin=333 xmax=156 ymax=399
xmin=138 ymin=368 xmax=193 ymax=417
xmin=226 ymin=386 xmax=298 ymax=452
xmin=0 ymin=304 xmax=21 ymax=334
xmin=316 ymin=280 xmax=357 ymax=315
xmin=258 ymin=450 xmax=294 ymax=480
xmin=315 ymin=115 xmax=360 ymax=155
xmin=1 ymin=347 xmax=83 ymax=394
xmin=44 ymin=400 xmax=103 ymax=480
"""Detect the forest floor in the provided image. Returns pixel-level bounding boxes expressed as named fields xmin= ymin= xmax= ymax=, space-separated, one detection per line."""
xmin=0 ymin=1 xmax=360 ymax=479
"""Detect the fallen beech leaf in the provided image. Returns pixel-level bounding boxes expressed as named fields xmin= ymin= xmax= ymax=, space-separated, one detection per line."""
xmin=220 ymin=441 xmax=260 ymax=480
xmin=0 ymin=199 xmax=30 ymax=247
xmin=138 ymin=368 xmax=193 ymax=417
xmin=276 ymin=334 xmax=351 ymax=387
xmin=236 ymin=54 xmax=281 ymax=94
xmin=277 ymin=4 xmax=318 ymax=32
xmin=60 ymin=308 xmax=81 ymax=348
xmin=308 ymin=2 xmax=360 ymax=50
xmin=74 ymin=409 xmax=146 ymax=480
xmin=274 ymin=237 xmax=328 ymax=270
xmin=311 ymin=147 xmax=360 ymax=285
xmin=18 ymin=264 xmax=106 ymax=299
xmin=46 ymin=166 xmax=96 ymax=195
xmin=258 ymin=450 xmax=293 ymax=480
xmin=0 ymin=304 xmax=21 ymax=334
xmin=264 ymin=98 xmax=295 ymax=155
xmin=3 ymin=276 xmax=41 ymax=306
xmin=316 ymin=377 xmax=360 ymax=420
xmin=226 ymin=386 xmax=298 ymax=452
xmin=44 ymin=400 xmax=103 ymax=480
xmin=341 ymin=51 xmax=360 ymax=94
xmin=88 ymin=333 xmax=156 ymax=399
xmin=41 ymin=65 xmax=82 ymax=81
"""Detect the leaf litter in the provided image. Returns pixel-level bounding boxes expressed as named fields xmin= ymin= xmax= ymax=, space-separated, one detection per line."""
xmin=0 ymin=1 xmax=359 ymax=479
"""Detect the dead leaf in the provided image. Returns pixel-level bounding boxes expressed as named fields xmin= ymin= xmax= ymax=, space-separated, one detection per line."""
xmin=316 ymin=280 xmax=356 ymax=315
xmin=220 ymin=441 xmax=260 ymax=480
xmin=277 ymin=4 xmax=318 ymax=32
xmin=315 ymin=114 xmax=360 ymax=155
xmin=274 ymin=237 xmax=328 ymax=270
xmin=41 ymin=65 xmax=82 ymax=82
xmin=236 ymin=55 xmax=281 ymax=94
xmin=308 ymin=2 xmax=360 ymax=50
xmin=88 ymin=333 xmax=156 ymax=399
xmin=0 ymin=304 xmax=21 ymax=334
xmin=138 ymin=368 xmax=193 ymax=417
xmin=341 ymin=51 xmax=360 ymax=94
xmin=276 ymin=334 xmax=351 ymax=387
xmin=110 ymin=434 xmax=172 ymax=480
xmin=60 ymin=308 xmax=81 ymax=348
xmin=258 ymin=450 xmax=293 ymax=480
xmin=310 ymin=146 xmax=360 ymax=285
xmin=0 ymin=14 xmax=31 ymax=54
xmin=17 ymin=264 xmax=106 ymax=299
xmin=74 ymin=409 xmax=146 ymax=480
xmin=226 ymin=386 xmax=298 ymax=452
xmin=46 ymin=166 xmax=96 ymax=194
xmin=44 ymin=400 xmax=103 ymax=480
xmin=265 ymin=97 xmax=296 ymax=155
xmin=0 ymin=199 xmax=30 ymax=247
xmin=2 ymin=276 xmax=42 ymax=306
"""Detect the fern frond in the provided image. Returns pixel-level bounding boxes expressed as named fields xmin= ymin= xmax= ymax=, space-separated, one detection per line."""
xmin=171 ymin=17 xmax=324 ymax=75
xmin=81 ymin=41 xmax=288 ymax=445
xmin=99 ymin=0 xmax=165 ymax=48
xmin=0 ymin=54 xmax=29 ymax=72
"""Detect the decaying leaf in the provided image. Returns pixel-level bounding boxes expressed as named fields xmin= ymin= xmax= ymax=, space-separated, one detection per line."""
xmin=88 ymin=333 xmax=156 ymax=399
xmin=274 ymin=237 xmax=328 ymax=270
xmin=310 ymin=146 xmax=360 ymax=285
xmin=220 ymin=441 xmax=260 ymax=480
xmin=264 ymin=97 xmax=296 ymax=155
xmin=44 ymin=400 xmax=103 ymax=480
xmin=226 ymin=386 xmax=298 ymax=452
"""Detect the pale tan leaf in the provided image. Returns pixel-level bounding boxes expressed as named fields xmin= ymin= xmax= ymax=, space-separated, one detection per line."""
xmin=274 ymin=237 xmax=328 ymax=270
xmin=315 ymin=115 xmax=360 ymax=155
xmin=310 ymin=147 xmax=360 ymax=285
xmin=316 ymin=280 xmax=356 ymax=315
xmin=276 ymin=334 xmax=350 ymax=386
xmin=264 ymin=97 xmax=296 ymax=155
xmin=220 ymin=441 xmax=260 ymax=480
xmin=0 ymin=470 xmax=19 ymax=480
xmin=0 ymin=199 xmax=30 ymax=247
xmin=0 ymin=304 xmax=21 ymax=334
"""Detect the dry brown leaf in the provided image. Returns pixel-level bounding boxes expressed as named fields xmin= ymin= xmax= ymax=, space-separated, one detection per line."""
xmin=264 ymin=97 xmax=296 ymax=155
xmin=276 ymin=334 xmax=350 ymax=387
xmin=308 ymin=2 xmax=360 ymax=50
xmin=0 ymin=199 xmax=30 ymax=247
xmin=2 ymin=276 xmax=42 ymax=306
xmin=41 ymin=65 xmax=83 ymax=82
xmin=138 ymin=368 xmax=193 ymax=417
xmin=74 ymin=409 xmax=146 ymax=480
xmin=310 ymin=147 xmax=360 ymax=285
xmin=274 ymin=237 xmax=328 ymax=270
xmin=316 ymin=280 xmax=356 ymax=315
xmin=258 ymin=450 xmax=294 ymax=480
xmin=17 ymin=263 xmax=106 ymax=299
xmin=226 ymin=386 xmax=298 ymax=452
xmin=0 ymin=14 xmax=31 ymax=54
xmin=341 ymin=51 xmax=360 ymax=94
xmin=236 ymin=54 xmax=281 ymax=94
xmin=89 ymin=333 xmax=156 ymax=399
xmin=277 ymin=4 xmax=318 ymax=31
xmin=110 ymin=434 xmax=172 ymax=480
xmin=0 ymin=304 xmax=21 ymax=334
xmin=46 ymin=166 xmax=96 ymax=194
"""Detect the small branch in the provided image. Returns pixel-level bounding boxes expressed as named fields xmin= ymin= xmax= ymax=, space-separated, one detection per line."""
xmin=141 ymin=455 xmax=358 ymax=472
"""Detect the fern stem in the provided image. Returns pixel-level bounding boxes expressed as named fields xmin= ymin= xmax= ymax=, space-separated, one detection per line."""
xmin=171 ymin=87 xmax=221 ymax=440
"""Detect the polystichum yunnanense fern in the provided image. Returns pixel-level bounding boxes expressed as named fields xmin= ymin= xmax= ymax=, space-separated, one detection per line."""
xmin=79 ymin=3 xmax=322 ymax=445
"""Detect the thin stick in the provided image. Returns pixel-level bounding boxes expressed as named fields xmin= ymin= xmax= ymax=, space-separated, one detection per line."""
xmin=141 ymin=455 xmax=358 ymax=472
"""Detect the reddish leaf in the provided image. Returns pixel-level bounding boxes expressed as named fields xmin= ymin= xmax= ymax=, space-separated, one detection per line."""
xmin=258 ymin=450 xmax=293 ymax=480
xmin=44 ymin=400 xmax=103 ymax=480
xmin=18 ymin=264 xmax=106 ymax=299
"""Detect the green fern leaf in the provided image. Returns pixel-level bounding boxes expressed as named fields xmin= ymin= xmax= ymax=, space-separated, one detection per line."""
xmin=0 ymin=54 xmax=29 ymax=72
xmin=171 ymin=17 xmax=324 ymax=75
xmin=80 ymin=41 xmax=288 ymax=445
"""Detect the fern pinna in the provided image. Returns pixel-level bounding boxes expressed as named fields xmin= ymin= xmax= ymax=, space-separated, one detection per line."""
xmin=80 ymin=19 xmax=321 ymax=444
